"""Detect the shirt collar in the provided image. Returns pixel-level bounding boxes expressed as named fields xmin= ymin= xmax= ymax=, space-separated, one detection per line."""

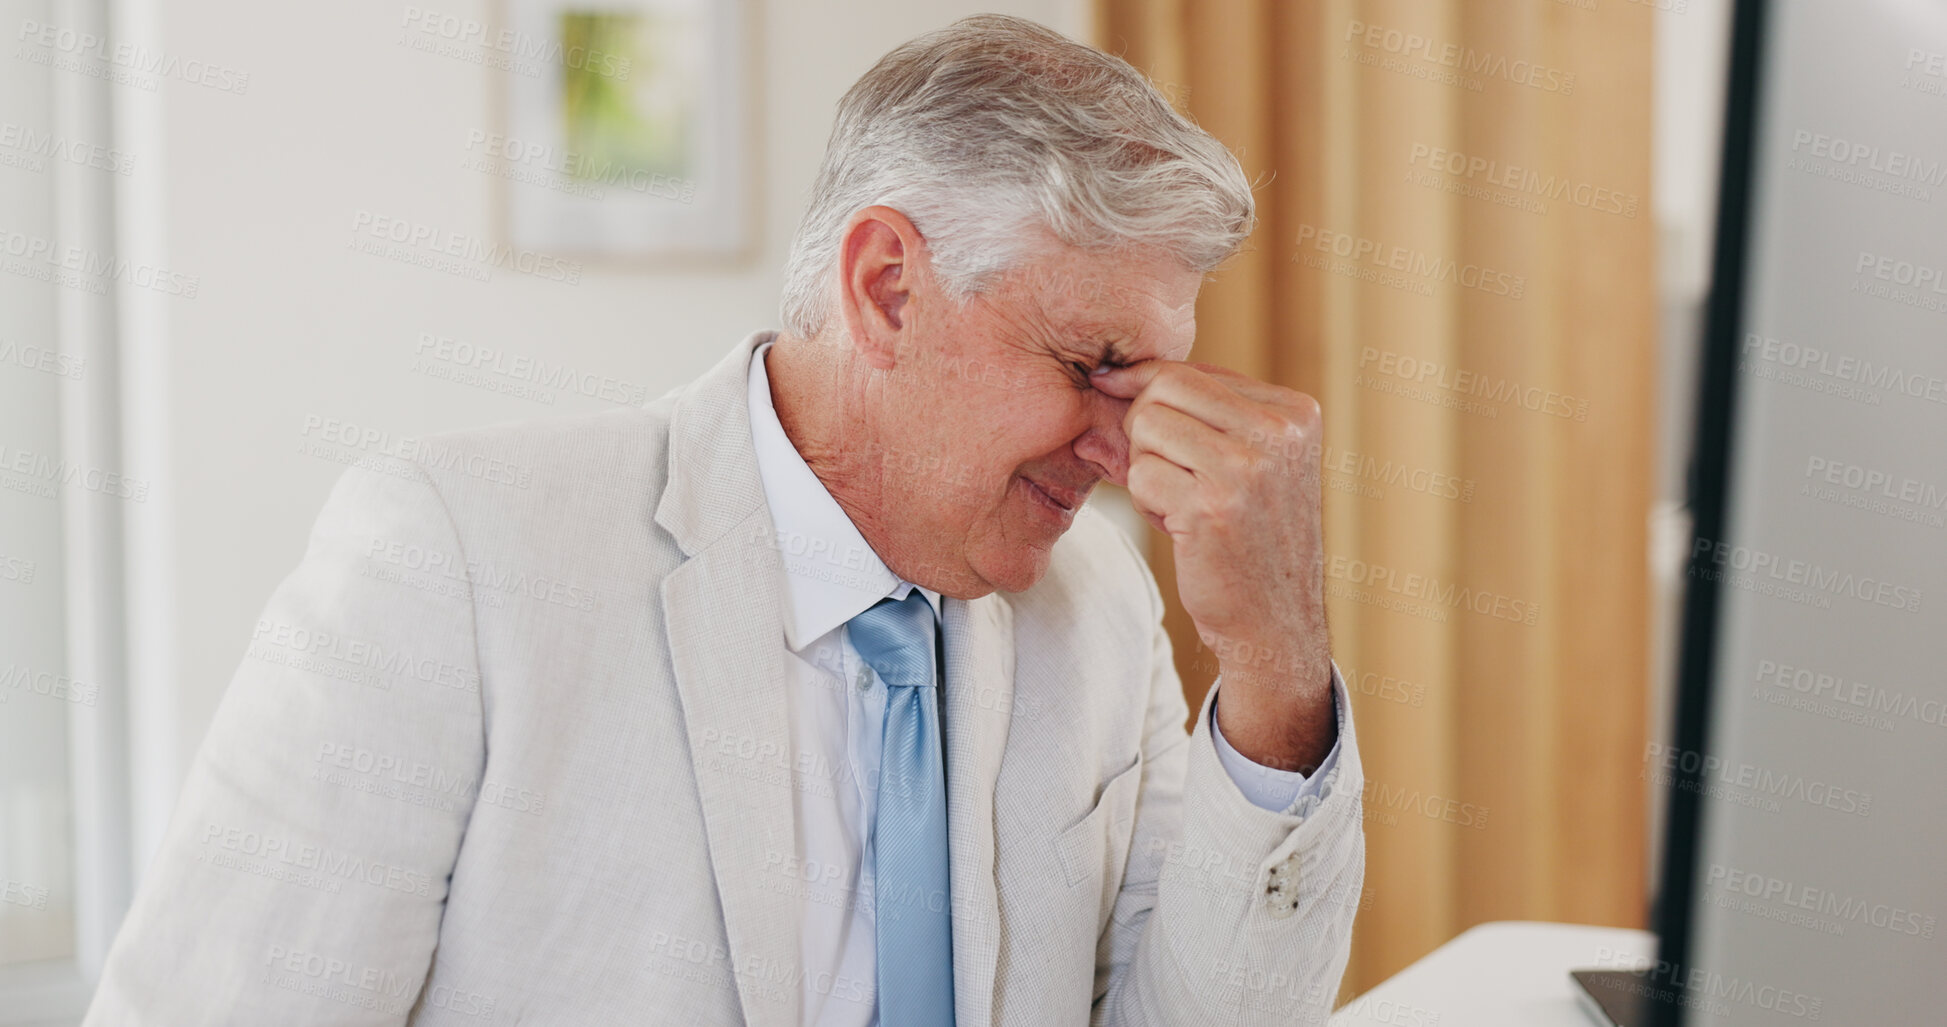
xmin=747 ymin=340 xmax=942 ymax=651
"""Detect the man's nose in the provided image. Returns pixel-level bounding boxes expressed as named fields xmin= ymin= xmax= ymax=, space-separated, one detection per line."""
xmin=1072 ymin=390 xmax=1132 ymax=486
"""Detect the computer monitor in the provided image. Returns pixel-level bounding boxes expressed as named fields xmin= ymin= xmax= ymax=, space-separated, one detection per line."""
xmin=1649 ymin=0 xmax=1947 ymax=1023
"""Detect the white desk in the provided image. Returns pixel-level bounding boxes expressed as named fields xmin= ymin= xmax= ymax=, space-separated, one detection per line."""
xmin=1330 ymin=921 xmax=1656 ymax=1027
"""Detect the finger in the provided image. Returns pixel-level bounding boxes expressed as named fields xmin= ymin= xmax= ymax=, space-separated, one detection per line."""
xmin=1094 ymin=357 xmax=1267 ymax=414
xmin=1097 ymin=360 xmax=1314 ymax=445
xmin=1086 ymin=358 xmax=1165 ymax=400
xmin=1124 ymin=363 xmax=1271 ymax=438
xmin=1184 ymin=361 xmax=1317 ymax=410
xmin=1096 ymin=357 xmax=1310 ymax=410
xmin=1125 ymin=451 xmax=1200 ymax=533
xmin=1128 ymin=401 xmax=1248 ymax=480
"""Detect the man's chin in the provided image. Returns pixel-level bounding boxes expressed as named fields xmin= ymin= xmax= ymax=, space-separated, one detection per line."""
xmin=972 ymin=541 xmax=1059 ymax=596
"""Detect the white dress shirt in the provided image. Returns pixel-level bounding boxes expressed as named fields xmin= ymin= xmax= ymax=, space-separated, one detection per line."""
xmin=745 ymin=341 xmax=1344 ymax=1026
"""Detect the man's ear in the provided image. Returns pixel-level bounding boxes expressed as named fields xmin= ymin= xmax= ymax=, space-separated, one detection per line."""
xmin=835 ymin=205 xmax=927 ymax=371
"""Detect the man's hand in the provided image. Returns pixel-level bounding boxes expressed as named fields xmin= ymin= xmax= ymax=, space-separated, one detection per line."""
xmin=1089 ymin=360 xmax=1335 ymax=776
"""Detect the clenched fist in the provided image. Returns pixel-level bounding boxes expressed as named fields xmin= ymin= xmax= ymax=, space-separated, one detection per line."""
xmin=1090 ymin=360 xmax=1336 ymax=774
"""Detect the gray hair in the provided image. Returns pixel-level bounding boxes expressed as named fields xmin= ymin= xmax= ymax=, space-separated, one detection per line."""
xmin=778 ymin=14 xmax=1256 ymax=337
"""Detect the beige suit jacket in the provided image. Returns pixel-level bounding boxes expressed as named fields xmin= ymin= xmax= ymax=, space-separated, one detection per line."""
xmin=85 ymin=331 xmax=1365 ymax=1026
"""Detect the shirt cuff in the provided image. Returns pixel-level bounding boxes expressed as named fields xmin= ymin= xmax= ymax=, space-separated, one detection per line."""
xmin=1208 ymin=661 xmax=1347 ymax=817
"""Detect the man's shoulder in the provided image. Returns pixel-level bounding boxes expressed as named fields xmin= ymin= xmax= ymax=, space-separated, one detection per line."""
xmin=398 ymin=400 xmax=678 ymax=510
xmin=312 ymin=401 xmax=694 ymax=596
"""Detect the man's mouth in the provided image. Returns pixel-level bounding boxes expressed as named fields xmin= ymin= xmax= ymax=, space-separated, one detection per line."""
xmin=1023 ymin=477 xmax=1084 ymax=513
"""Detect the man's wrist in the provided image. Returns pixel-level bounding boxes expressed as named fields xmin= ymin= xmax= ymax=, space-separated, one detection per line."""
xmin=1211 ymin=654 xmax=1337 ymax=773
xmin=1213 ymin=656 xmax=1333 ymax=697
xmin=1210 ymin=624 xmax=1332 ymax=702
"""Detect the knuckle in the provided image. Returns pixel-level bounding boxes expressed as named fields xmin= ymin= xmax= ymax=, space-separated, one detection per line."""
xmin=1291 ymin=390 xmax=1323 ymax=423
xmin=1253 ymin=411 xmax=1293 ymax=441
xmin=1223 ymin=442 xmax=1258 ymax=479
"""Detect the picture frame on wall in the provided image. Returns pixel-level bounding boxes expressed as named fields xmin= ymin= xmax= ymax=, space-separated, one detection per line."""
xmin=500 ymin=0 xmax=751 ymax=261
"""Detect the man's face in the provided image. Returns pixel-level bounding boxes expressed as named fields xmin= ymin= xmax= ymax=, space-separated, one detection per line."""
xmin=874 ymin=239 xmax=1200 ymax=597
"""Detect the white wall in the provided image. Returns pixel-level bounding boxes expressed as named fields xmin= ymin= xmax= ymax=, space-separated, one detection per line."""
xmin=1 ymin=0 xmax=77 ymax=967
xmin=127 ymin=0 xmax=1088 ymax=847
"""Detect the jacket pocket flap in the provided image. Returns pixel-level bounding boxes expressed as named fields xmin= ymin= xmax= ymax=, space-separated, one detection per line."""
xmin=1054 ymin=757 xmax=1143 ymax=888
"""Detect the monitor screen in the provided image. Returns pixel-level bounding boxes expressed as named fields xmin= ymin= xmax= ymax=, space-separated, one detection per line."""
xmin=1656 ymin=0 xmax=1947 ymax=1023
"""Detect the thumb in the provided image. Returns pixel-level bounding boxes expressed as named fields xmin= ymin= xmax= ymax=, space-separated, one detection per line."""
xmin=1088 ymin=358 xmax=1165 ymax=400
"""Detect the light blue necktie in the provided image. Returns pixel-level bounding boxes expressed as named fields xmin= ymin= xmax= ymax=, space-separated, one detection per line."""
xmin=848 ymin=592 xmax=956 ymax=1026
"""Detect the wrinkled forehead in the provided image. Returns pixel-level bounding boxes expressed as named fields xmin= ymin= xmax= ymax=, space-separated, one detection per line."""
xmin=1010 ymin=242 xmax=1202 ymax=362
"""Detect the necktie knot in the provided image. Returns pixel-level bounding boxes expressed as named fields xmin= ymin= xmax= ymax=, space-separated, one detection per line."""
xmin=848 ymin=592 xmax=938 ymax=690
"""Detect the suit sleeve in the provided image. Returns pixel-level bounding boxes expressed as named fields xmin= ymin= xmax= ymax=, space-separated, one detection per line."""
xmin=84 ymin=458 xmax=487 ymax=1026
xmin=1210 ymin=672 xmax=1345 ymax=814
xmin=1092 ymin=530 xmax=1366 ymax=1026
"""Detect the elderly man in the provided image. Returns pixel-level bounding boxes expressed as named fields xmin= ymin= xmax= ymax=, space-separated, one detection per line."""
xmin=86 ymin=14 xmax=1362 ymax=1026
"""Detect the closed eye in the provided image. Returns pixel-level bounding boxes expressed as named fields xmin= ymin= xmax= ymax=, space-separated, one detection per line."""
xmin=1060 ymin=341 xmax=1125 ymax=385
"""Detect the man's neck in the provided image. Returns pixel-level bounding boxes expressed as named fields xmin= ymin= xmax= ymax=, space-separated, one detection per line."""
xmin=766 ymin=332 xmax=989 ymax=600
xmin=765 ymin=334 xmax=892 ymax=565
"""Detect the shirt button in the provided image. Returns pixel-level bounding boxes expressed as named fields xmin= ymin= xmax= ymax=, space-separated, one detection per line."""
xmin=857 ymin=668 xmax=874 ymax=691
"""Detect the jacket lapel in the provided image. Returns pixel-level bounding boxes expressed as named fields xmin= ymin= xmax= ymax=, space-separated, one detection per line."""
xmin=655 ymin=331 xmax=1021 ymax=1025
xmin=942 ymin=592 xmax=1016 ymax=1026
xmin=656 ymin=332 xmax=804 ymax=1027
